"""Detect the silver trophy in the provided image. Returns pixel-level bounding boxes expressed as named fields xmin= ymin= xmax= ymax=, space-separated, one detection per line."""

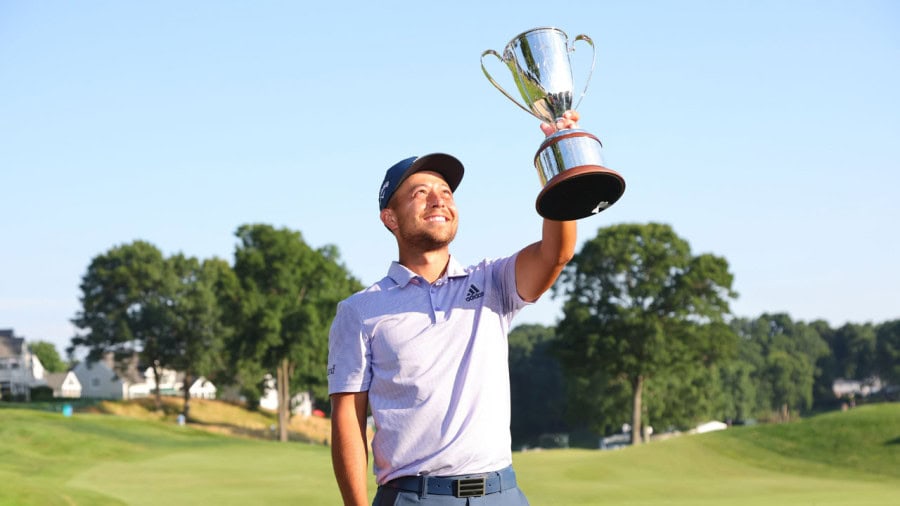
xmin=482 ymin=27 xmax=625 ymax=220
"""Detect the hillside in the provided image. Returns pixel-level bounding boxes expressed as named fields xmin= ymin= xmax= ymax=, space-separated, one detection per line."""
xmin=700 ymin=403 xmax=900 ymax=480
xmin=87 ymin=397 xmax=334 ymax=445
xmin=516 ymin=403 xmax=900 ymax=505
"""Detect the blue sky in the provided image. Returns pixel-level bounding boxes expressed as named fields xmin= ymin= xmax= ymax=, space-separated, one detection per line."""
xmin=2 ymin=1 xmax=898 ymax=355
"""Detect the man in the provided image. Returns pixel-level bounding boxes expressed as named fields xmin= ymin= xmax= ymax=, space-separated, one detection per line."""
xmin=328 ymin=112 xmax=580 ymax=505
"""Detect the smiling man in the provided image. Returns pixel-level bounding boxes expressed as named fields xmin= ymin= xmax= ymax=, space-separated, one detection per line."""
xmin=328 ymin=113 xmax=580 ymax=506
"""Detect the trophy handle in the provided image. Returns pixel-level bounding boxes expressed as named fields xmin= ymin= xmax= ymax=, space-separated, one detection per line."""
xmin=570 ymin=34 xmax=596 ymax=112
xmin=481 ymin=49 xmax=544 ymax=121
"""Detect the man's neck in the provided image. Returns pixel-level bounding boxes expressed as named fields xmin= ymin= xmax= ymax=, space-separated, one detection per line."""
xmin=398 ymin=248 xmax=451 ymax=284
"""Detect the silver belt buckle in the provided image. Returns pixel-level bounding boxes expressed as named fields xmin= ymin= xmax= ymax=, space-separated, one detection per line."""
xmin=454 ymin=476 xmax=487 ymax=497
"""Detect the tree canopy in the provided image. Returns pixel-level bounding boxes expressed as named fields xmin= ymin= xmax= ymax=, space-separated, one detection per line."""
xmin=71 ymin=240 xmax=168 ymax=363
xmin=730 ymin=314 xmax=829 ymax=420
xmin=71 ymin=240 xmax=234 ymax=413
xmin=554 ymin=223 xmax=737 ymax=443
xmin=159 ymin=254 xmax=235 ymax=417
xmin=875 ymin=320 xmax=900 ymax=385
xmin=229 ymin=224 xmax=361 ymax=441
xmin=29 ymin=341 xmax=67 ymax=373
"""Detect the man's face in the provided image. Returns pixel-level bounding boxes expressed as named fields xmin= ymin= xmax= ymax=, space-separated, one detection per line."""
xmin=382 ymin=170 xmax=458 ymax=251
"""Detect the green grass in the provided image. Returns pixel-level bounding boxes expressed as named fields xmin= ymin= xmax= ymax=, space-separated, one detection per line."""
xmin=517 ymin=403 xmax=900 ymax=505
xmin=0 ymin=407 xmax=367 ymax=505
xmin=699 ymin=403 xmax=900 ymax=481
xmin=1 ymin=403 xmax=898 ymax=505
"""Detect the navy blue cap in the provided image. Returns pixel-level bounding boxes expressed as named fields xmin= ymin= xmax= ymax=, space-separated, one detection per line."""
xmin=378 ymin=153 xmax=464 ymax=210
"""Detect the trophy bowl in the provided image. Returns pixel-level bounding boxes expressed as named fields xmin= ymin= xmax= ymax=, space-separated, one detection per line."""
xmin=482 ymin=27 xmax=626 ymax=220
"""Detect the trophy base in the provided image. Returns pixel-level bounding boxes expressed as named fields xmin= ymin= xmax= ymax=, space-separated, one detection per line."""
xmin=536 ymin=164 xmax=625 ymax=221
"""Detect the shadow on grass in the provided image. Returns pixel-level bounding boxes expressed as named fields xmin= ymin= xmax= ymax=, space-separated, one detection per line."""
xmin=885 ymin=436 xmax=900 ymax=446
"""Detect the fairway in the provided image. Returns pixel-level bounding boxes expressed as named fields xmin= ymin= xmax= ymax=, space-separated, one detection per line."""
xmin=68 ymin=441 xmax=361 ymax=505
xmin=516 ymin=436 xmax=898 ymax=505
xmin=2 ymin=403 xmax=898 ymax=505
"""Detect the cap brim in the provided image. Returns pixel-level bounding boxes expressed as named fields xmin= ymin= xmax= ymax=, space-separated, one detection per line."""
xmin=404 ymin=153 xmax=464 ymax=192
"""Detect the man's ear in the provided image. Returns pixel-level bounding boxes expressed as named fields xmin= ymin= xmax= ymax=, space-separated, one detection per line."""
xmin=380 ymin=208 xmax=398 ymax=232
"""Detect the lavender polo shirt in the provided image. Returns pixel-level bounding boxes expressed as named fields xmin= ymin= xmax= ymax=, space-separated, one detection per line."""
xmin=327 ymin=254 xmax=529 ymax=484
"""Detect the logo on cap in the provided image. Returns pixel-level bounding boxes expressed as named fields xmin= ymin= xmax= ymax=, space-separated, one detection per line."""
xmin=379 ymin=180 xmax=390 ymax=205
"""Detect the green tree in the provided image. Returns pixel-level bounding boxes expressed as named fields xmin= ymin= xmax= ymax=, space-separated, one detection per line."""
xmin=813 ymin=321 xmax=878 ymax=408
xmin=71 ymin=240 xmax=170 ymax=409
xmin=876 ymin=319 xmax=900 ymax=385
xmin=732 ymin=314 xmax=828 ymax=420
xmin=833 ymin=323 xmax=878 ymax=380
xmin=230 ymin=224 xmax=361 ymax=442
xmin=727 ymin=317 xmax=769 ymax=418
xmin=716 ymin=358 xmax=757 ymax=422
xmin=29 ymin=341 xmax=67 ymax=373
xmin=809 ymin=319 xmax=840 ymax=408
xmin=643 ymin=323 xmax=736 ymax=431
xmin=554 ymin=223 xmax=737 ymax=444
xmin=161 ymin=255 xmax=235 ymax=419
xmin=508 ymin=324 xmax=567 ymax=447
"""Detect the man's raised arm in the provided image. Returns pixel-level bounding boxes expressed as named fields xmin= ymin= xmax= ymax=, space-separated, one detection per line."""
xmin=515 ymin=111 xmax=580 ymax=302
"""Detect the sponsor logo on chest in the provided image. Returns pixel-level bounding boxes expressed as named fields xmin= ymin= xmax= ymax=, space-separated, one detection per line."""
xmin=465 ymin=283 xmax=485 ymax=302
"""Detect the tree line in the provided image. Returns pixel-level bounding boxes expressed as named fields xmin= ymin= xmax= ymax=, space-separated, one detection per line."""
xmin=509 ymin=223 xmax=899 ymax=448
xmin=37 ymin=221 xmax=898 ymax=446
xmin=66 ymin=223 xmax=362 ymax=442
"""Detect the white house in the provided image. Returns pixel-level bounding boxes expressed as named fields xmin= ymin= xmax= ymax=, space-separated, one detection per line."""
xmin=72 ymin=354 xmax=218 ymax=400
xmin=0 ymin=329 xmax=47 ymax=400
xmin=72 ymin=353 xmax=150 ymax=400
xmin=142 ymin=367 xmax=218 ymax=399
xmin=45 ymin=371 xmax=82 ymax=398
xmin=188 ymin=377 xmax=217 ymax=399
xmin=258 ymin=374 xmax=312 ymax=416
xmin=142 ymin=366 xmax=181 ymax=395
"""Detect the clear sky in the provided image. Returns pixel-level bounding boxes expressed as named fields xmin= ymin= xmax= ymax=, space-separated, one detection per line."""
xmin=2 ymin=1 xmax=898 ymax=355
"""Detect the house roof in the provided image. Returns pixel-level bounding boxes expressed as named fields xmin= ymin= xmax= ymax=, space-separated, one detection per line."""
xmin=100 ymin=351 xmax=145 ymax=384
xmin=0 ymin=332 xmax=25 ymax=358
xmin=45 ymin=371 xmax=78 ymax=389
xmin=189 ymin=377 xmax=217 ymax=391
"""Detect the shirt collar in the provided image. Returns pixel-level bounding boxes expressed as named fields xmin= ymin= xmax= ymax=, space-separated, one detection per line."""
xmin=388 ymin=255 xmax=467 ymax=288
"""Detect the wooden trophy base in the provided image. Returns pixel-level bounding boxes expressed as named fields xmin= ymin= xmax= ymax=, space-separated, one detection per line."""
xmin=535 ymin=164 xmax=626 ymax=221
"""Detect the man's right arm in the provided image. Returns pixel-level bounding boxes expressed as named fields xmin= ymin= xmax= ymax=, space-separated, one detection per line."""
xmin=331 ymin=391 xmax=370 ymax=506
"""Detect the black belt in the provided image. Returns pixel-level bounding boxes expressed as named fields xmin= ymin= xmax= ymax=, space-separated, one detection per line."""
xmin=383 ymin=465 xmax=517 ymax=498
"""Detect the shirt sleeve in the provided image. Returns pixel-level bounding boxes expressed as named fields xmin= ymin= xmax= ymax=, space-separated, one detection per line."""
xmin=492 ymin=252 xmax=532 ymax=317
xmin=327 ymin=299 xmax=372 ymax=394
